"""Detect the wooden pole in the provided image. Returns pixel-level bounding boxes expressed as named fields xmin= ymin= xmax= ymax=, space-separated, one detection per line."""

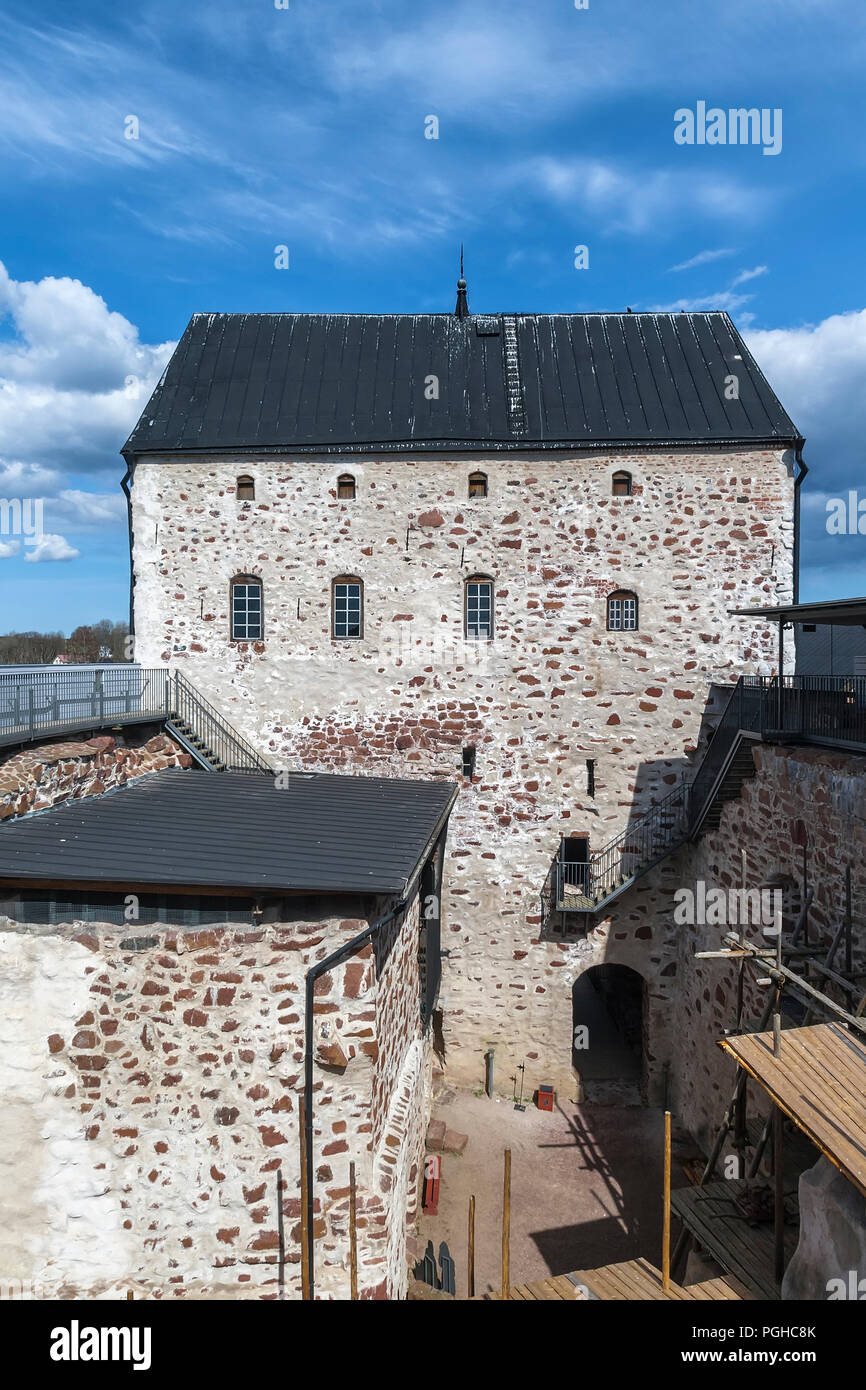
xmin=845 ymin=865 xmax=853 ymax=978
xmin=662 ymin=1110 xmax=672 ymax=1291
xmin=501 ymin=1149 xmax=511 ymax=1300
xmin=349 ymin=1161 xmax=358 ymax=1302
xmin=774 ymin=1106 xmax=785 ymax=1285
xmin=468 ymin=1194 xmax=476 ymax=1300
xmin=299 ymin=1095 xmax=311 ymax=1301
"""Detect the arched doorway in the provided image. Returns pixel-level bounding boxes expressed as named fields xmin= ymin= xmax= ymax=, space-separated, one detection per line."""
xmin=572 ymin=964 xmax=646 ymax=1104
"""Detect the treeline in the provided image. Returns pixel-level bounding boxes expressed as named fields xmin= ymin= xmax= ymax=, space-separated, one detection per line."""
xmin=0 ymin=619 xmax=130 ymax=665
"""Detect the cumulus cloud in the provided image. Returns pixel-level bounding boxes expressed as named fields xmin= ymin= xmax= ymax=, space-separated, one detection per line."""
xmin=0 ymin=262 xmax=173 ymax=563
xmin=23 ymin=533 xmax=80 ymax=563
xmin=746 ymin=309 xmax=866 ymax=595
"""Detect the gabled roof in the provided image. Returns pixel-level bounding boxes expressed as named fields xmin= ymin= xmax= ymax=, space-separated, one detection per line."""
xmin=0 ymin=769 xmax=458 ymax=896
xmin=123 ymin=311 xmax=801 ymax=457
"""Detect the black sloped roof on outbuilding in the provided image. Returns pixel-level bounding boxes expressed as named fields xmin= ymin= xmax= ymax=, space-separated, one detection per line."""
xmin=123 ymin=311 xmax=801 ymax=457
xmin=0 ymin=769 xmax=458 ymax=896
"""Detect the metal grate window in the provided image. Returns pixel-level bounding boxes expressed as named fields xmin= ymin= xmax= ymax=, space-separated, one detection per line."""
xmin=468 ymin=471 xmax=488 ymax=499
xmin=607 ymin=593 xmax=638 ymax=631
xmin=333 ymin=580 xmax=363 ymax=639
xmin=231 ymin=580 xmax=263 ymax=640
xmin=3 ymin=891 xmax=253 ymax=928
xmin=465 ymin=580 xmax=493 ymax=640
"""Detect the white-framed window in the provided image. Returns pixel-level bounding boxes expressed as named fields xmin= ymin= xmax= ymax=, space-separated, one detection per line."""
xmin=333 ymin=577 xmax=363 ymax=639
xmin=465 ymin=578 xmax=493 ymax=640
xmin=607 ymin=590 xmax=638 ymax=631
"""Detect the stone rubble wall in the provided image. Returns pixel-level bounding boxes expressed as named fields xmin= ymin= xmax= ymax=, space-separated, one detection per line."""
xmin=129 ymin=447 xmax=794 ymax=1097
xmin=0 ymin=869 xmax=432 ymax=1298
xmin=0 ymin=731 xmax=192 ymax=822
xmin=666 ymin=743 xmax=866 ymax=1150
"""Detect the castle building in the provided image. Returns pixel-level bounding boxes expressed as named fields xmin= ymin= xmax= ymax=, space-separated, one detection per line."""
xmin=122 ymin=288 xmax=805 ymax=1102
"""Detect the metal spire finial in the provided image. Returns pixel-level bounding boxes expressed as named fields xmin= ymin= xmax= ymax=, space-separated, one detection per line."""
xmin=455 ymin=244 xmax=469 ymax=318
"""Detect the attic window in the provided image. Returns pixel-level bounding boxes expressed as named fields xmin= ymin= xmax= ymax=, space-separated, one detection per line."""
xmin=612 ymin=471 xmax=632 ymax=497
xmin=468 ymin=471 xmax=488 ymax=499
xmin=607 ymin=590 xmax=638 ymax=631
xmin=337 ymin=474 xmax=356 ymax=500
xmin=236 ymin=475 xmax=255 ymax=501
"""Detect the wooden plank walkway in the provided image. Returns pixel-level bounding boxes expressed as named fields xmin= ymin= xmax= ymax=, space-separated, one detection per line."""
xmin=719 ymin=1022 xmax=866 ymax=1199
xmin=671 ymin=1179 xmax=799 ymax=1301
xmin=473 ymin=1259 xmax=745 ymax=1301
xmin=573 ymin=1258 xmax=746 ymax=1302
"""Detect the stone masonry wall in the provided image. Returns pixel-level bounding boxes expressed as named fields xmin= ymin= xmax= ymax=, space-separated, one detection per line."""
xmin=0 ymin=730 xmax=192 ymax=821
xmin=129 ymin=447 xmax=795 ymax=1097
xmin=0 ymin=873 xmax=432 ymax=1298
xmin=665 ymin=743 xmax=866 ymax=1150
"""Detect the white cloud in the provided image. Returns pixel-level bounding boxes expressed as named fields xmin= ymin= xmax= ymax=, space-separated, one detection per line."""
xmin=746 ymin=309 xmax=866 ymax=592
xmin=730 ymin=265 xmax=768 ymax=288
xmin=0 ymin=262 xmax=173 ymax=475
xmin=670 ymin=248 xmax=736 ymax=272
xmin=514 ymin=156 xmax=768 ymax=236
xmin=0 ymin=263 xmax=172 ymax=564
xmin=0 ymin=539 xmax=21 ymax=559
xmin=23 ymin=533 xmax=80 ymax=563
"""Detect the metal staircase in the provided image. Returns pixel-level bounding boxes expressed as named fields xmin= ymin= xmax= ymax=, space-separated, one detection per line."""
xmin=165 ymin=672 xmax=271 ymax=773
xmin=544 ymin=673 xmax=866 ymax=922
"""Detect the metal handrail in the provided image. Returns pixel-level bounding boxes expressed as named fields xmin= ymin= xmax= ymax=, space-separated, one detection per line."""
xmin=0 ymin=665 xmax=271 ymax=773
xmin=552 ymin=673 xmax=866 ymax=914
xmin=0 ymin=666 xmax=168 ymax=746
xmin=167 ymin=672 xmax=270 ymax=773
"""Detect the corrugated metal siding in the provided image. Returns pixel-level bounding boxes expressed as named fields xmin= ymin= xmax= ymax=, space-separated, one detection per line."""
xmin=124 ymin=311 xmax=800 ymax=456
xmin=795 ymin=624 xmax=866 ymax=676
xmin=0 ymin=769 xmax=458 ymax=895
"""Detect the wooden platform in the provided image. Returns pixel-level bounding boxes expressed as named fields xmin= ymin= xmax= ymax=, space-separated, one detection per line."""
xmin=671 ymin=1179 xmax=799 ymax=1301
xmin=719 ymin=1022 xmax=866 ymax=1199
xmin=573 ymin=1258 xmax=746 ymax=1301
xmin=474 ymin=1273 xmax=585 ymax=1300
xmin=474 ymin=1259 xmax=745 ymax=1301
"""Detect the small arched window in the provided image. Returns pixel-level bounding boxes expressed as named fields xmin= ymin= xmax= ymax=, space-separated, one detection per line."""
xmin=337 ymin=473 xmax=356 ymax=500
xmin=612 ymin=471 xmax=632 ymax=497
xmin=468 ymin=471 xmax=488 ymax=499
xmin=230 ymin=575 xmax=263 ymax=640
xmin=465 ymin=575 xmax=494 ymax=640
xmin=332 ymin=576 xmax=363 ymax=639
xmin=607 ymin=590 xmax=638 ymax=631
xmin=236 ymin=475 xmax=255 ymax=501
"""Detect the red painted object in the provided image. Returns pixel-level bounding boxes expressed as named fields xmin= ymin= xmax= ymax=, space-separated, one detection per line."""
xmin=422 ymin=1153 xmax=441 ymax=1214
xmin=537 ymin=1085 xmax=555 ymax=1112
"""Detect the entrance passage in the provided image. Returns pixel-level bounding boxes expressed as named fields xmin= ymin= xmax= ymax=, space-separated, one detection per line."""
xmin=572 ymin=964 xmax=645 ymax=1105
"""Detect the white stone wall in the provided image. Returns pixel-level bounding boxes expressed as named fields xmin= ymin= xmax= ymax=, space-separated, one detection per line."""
xmin=130 ymin=447 xmax=795 ymax=1096
xmin=0 ymin=891 xmax=431 ymax=1300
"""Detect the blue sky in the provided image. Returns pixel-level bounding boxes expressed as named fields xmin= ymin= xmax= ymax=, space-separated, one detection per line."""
xmin=0 ymin=0 xmax=864 ymax=632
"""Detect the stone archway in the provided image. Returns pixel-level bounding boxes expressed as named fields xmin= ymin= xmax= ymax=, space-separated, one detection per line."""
xmin=572 ymin=964 xmax=647 ymax=1105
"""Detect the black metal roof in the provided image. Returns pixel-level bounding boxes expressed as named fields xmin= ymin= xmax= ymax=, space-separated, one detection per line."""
xmin=729 ymin=598 xmax=866 ymax=627
xmin=0 ymin=769 xmax=458 ymax=895
xmin=123 ymin=311 xmax=801 ymax=457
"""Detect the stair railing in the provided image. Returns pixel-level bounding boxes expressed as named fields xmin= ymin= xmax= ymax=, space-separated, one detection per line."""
xmin=167 ymin=672 xmax=271 ymax=773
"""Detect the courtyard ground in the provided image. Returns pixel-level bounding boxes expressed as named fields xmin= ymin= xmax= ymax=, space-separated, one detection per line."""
xmin=415 ymin=1089 xmax=687 ymax=1298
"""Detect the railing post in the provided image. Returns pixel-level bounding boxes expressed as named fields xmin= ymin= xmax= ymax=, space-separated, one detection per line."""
xmin=28 ymin=686 xmax=34 ymax=737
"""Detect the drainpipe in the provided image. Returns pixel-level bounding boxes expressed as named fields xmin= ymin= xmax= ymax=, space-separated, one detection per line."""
xmin=792 ymin=444 xmax=807 ymax=606
xmin=120 ymin=460 xmax=136 ymax=646
xmin=302 ymin=895 xmax=409 ymax=1301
